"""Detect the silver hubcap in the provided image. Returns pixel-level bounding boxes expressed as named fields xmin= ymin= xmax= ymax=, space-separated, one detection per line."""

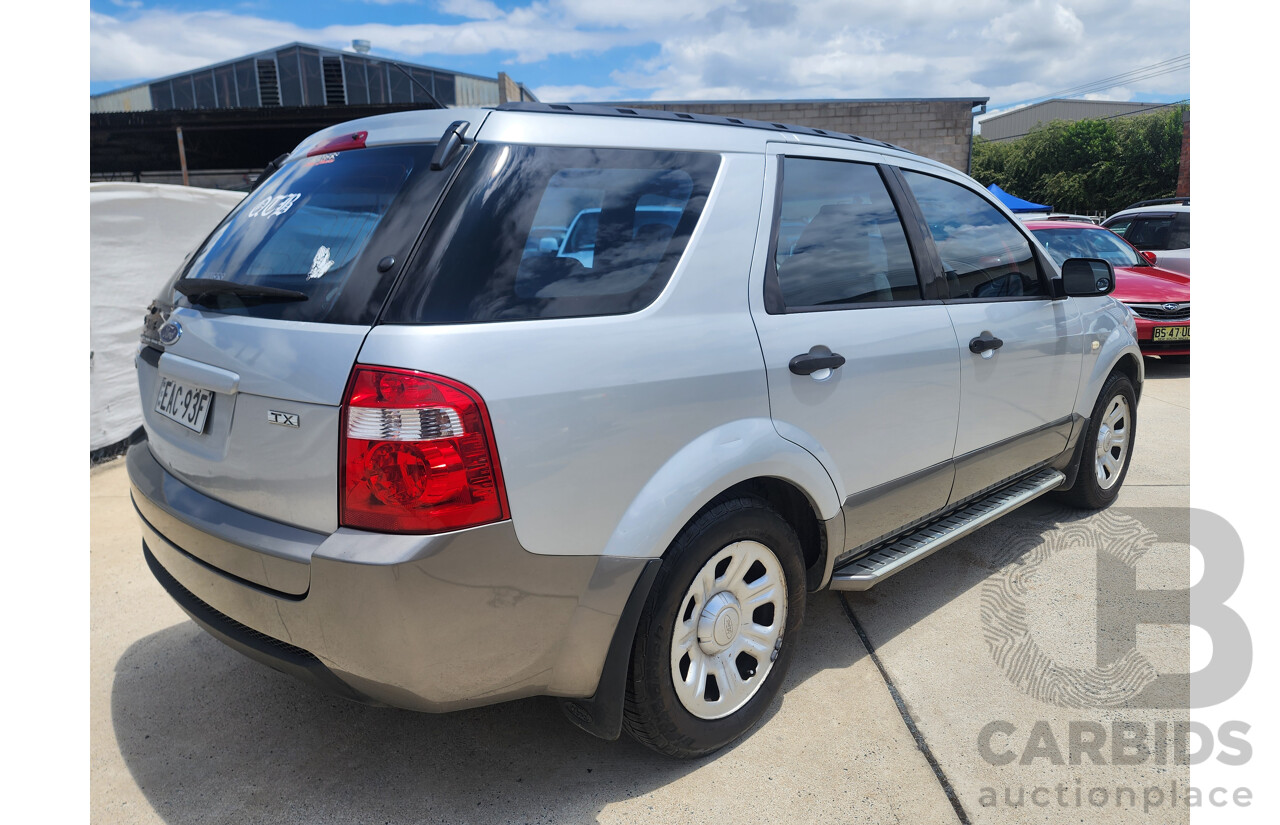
xmin=670 ymin=541 xmax=787 ymax=720
xmin=1094 ymin=394 xmax=1131 ymax=490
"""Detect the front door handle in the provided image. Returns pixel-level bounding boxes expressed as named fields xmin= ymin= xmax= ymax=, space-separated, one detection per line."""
xmin=789 ymin=345 xmax=846 ymax=376
xmin=968 ymin=333 xmax=1005 ymax=354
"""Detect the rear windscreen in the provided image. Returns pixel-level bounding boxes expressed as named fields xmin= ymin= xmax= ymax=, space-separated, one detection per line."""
xmin=383 ymin=144 xmax=721 ymax=324
xmin=176 ymin=144 xmax=439 ymax=324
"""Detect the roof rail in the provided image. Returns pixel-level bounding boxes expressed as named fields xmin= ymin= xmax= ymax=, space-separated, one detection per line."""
xmin=1121 ymin=197 xmax=1190 ymax=210
xmin=494 ymin=101 xmax=912 ymax=154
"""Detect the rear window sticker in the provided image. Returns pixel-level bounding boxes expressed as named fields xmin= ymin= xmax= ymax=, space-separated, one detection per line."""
xmin=308 ymin=246 xmax=335 ymax=280
xmin=246 ymin=192 xmax=301 ymax=219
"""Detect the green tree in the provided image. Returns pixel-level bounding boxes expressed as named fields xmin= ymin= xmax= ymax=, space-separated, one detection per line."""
xmin=972 ymin=105 xmax=1186 ymax=215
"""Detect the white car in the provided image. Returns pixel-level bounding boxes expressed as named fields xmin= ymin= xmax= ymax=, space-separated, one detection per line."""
xmin=1101 ymin=199 xmax=1190 ymax=275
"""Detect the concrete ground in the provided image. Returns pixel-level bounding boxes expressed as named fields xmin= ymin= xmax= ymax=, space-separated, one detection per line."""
xmin=90 ymin=359 xmax=1189 ymax=824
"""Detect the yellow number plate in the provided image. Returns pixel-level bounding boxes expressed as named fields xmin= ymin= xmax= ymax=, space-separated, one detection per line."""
xmin=1152 ymin=326 xmax=1190 ymax=342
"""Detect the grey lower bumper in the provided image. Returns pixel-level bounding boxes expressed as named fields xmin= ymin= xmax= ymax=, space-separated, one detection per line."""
xmin=127 ymin=442 xmax=649 ymax=712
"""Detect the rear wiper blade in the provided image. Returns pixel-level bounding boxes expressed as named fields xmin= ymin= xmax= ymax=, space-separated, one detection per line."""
xmin=175 ymin=279 xmax=308 ymax=307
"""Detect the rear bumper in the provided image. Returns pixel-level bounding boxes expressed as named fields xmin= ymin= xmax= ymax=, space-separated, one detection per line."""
xmin=127 ymin=442 xmax=648 ymax=712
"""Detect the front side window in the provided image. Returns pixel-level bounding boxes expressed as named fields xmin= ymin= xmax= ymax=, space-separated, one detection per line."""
xmin=384 ymin=144 xmax=720 ymax=324
xmin=902 ymin=171 xmax=1045 ymax=300
xmin=770 ymin=157 xmax=920 ymax=308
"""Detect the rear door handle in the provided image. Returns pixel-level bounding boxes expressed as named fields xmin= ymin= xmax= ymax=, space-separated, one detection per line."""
xmin=789 ymin=345 xmax=846 ymax=376
xmin=968 ymin=333 xmax=1004 ymax=354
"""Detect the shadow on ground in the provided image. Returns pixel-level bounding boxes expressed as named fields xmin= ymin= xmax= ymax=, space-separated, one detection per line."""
xmin=112 ymin=591 xmax=863 ymax=824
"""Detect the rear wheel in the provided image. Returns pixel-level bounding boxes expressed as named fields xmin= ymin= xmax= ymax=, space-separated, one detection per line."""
xmin=1060 ymin=371 xmax=1137 ymax=509
xmin=622 ymin=496 xmax=806 ymax=758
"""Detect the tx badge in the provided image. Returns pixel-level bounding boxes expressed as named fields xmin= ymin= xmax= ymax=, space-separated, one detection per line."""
xmin=267 ymin=410 xmax=300 ymax=428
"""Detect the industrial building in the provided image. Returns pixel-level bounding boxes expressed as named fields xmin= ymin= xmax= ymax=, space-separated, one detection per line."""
xmin=977 ymin=98 xmax=1177 ymax=142
xmin=90 ymin=41 xmax=537 ymax=188
xmin=600 ymin=98 xmax=988 ymax=174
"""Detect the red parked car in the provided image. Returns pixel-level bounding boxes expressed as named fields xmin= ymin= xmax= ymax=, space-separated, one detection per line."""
xmin=1027 ymin=220 xmax=1189 ymax=358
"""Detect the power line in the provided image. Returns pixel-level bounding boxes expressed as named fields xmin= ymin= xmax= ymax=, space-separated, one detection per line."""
xmin=994 ymin=54 xmax=1190 ymax=113
xmin=980 ymin=99 xmax=1189 ymax=143
xmin=1038 ymin=54 xmax=1189 ymax=102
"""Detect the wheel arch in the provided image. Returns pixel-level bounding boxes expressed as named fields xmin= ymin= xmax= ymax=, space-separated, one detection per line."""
xmin=598 ymin=418 xmax=841 ymax=573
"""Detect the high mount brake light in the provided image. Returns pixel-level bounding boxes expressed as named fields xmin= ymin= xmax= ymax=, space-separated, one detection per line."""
xmin=341 ymin=366 xmax=509 ymax=533
xmin=307 ymin=131 xmax=368 ymax=157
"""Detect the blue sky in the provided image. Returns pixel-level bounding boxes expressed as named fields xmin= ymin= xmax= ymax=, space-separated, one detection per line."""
xmin=90 ymin=1 xmax=1190 ymax=115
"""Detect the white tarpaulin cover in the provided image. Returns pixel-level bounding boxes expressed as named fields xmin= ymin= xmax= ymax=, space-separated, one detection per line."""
xmin=90 ymin=183 xmax=244 ymax=451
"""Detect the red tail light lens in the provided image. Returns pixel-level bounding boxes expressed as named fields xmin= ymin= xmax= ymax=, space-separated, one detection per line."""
xmin=341 ymin=366 xmax=508 ymax=533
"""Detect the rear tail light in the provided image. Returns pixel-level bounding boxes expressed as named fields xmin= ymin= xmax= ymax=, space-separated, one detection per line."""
xmin=341 ymin=366 xmax=508 ymax=533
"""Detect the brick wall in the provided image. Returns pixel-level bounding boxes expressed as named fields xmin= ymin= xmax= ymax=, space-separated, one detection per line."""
xmin=602 ymin=99 xmax=982 ymax=173
xmin=1175 ymin=110 xmax=1190 ymax=198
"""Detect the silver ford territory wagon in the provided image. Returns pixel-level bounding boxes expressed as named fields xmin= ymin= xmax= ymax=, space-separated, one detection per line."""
xmin=128 ymin=103 xmax=1142 ymax=758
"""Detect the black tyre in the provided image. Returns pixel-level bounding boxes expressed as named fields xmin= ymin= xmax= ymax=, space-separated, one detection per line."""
xmin=1060 ymin=371 xmax=1137 ymax=509
xmin=622 ymin=496 xmax=806 ymax=758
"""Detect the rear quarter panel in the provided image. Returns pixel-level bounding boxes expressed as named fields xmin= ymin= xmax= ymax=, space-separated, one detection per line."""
xmin=357 ymin=152 xmax=840 ymax=557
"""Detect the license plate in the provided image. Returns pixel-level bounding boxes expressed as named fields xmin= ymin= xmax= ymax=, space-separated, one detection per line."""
xmin=155 ymin=377 xmax=213 ymax=433
xmin=1152 ymin=326 xmax=1190 ymax=342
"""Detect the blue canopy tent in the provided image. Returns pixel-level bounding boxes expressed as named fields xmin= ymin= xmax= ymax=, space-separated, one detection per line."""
xmin=986 ymin=184 xmax=1051 ymax=214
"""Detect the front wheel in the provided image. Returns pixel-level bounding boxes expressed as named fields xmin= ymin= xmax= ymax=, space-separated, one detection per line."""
xmin=1060 ymin=371 xmax=1137 ymax=509
xmin=622 ymin=496 xmax=806 ymax=758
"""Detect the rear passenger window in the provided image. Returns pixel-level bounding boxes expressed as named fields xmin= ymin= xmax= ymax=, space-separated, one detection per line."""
xmin=902 ymin=171 xmax=1045 ymax=300
xmin=385 ymin=144 xmax=720 ymax=324
xmin=1125 ymin=217 xmax=1175 ymax=251
xmin=770 ymin=157 xmax=921 ymax=308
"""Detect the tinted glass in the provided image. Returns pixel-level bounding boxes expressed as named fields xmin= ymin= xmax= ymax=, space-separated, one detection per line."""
xmin=150 ymin=81 xmax=173 ymax=111
xmin=277 ymin=49 xmax=302 ymax=106
xmin=178 ymin=144 xmax=438 ymax=324
xmin=1169 ymin=213 xmax=1190 ymax=249
xmin=389 ymin=67 xmax=412 ymax=103
xmin=384 ymin=144 xmax=721 ymax=324
xmin=1125 ymin=217 xmax=1174 ymax=250
xmin=367 ymin=62 xmax=387 ymax=104
xmin=411 ymin=69 xmax=435 ymax=104
xmin=193 ymin=71 xmax=216 ymax=109
xmin=214 ymin=65 xmax=237 ymax=108
xmin=299 ymin=48 xmax=324 ymax=105
xmin=1031 ymin=227 xmax=1142 ymax=268
xmin=903 ymin=171 xmax=1044 ymax=299
xmin=234 ymin=61 xmax=258 ymax=107
xmin=344 ymin=58 xmax=369 ymax=105
xmin=434 ymin=73 xmax=456 ymax=106
xmin=773 ymin=158 xmax=920 ymax=307
xmin=172 ymin=78 xmax=195 ymax=109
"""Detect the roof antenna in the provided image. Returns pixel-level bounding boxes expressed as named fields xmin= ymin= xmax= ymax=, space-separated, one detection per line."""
xmin=389 ymin=62 xmax=446 ymax=110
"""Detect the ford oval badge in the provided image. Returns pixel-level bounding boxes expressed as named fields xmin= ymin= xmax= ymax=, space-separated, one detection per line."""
xmin=158 ymin=320 xmax=182 ymax=346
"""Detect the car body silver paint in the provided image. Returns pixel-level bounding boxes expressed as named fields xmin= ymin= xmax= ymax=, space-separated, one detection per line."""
xmin=137 ymin=307 xmax=369 ymax=533
xmin=286 ymin=108 xmax=495 ymax=159
xmin=746 ymin=147 xmax=962 ymax=509
xmin=357 ymin=151 xmax=842 ymax=558
xmin=131 ymin=443 xmax=647 ymax=709
xmin=127 ymin=105 xmax=1146 ymax=719
xmin=1072 ymin=296 xmax=1145 ymax=416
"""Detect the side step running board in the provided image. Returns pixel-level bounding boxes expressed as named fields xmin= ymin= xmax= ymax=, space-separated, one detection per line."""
xmin=829 ymin=468 xmax=1065 ymax=591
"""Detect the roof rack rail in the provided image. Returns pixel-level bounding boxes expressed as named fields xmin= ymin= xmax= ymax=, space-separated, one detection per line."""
xmin=1121 ymin=197 xmax=1190 ymax=210
xmin=494 ymin=101 xmax=913 ymax=155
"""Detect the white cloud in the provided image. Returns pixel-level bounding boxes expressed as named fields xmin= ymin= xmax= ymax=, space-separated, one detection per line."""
xmin=436 ymin=0 xmax=504 ymax=19
xmin=532 ymin=83 xmax=627 ymax=102
xmin=89 ymin=1 xmax=1190 ymax=108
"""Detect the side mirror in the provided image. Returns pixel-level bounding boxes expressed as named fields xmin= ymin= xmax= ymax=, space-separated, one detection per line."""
xmin=1058 ymin=257 xmax=1115 ymax=297
xmin=1140 ymin=250 xmax=1158 ymax=265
